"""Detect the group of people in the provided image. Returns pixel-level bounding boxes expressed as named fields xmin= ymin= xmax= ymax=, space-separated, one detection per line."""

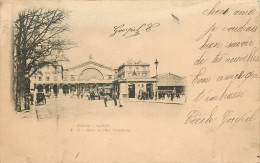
xmin=72 ymin=90 xmax=104 ymax=100
xmin=137 ymin=88 xmax=181 ymax=101
xmin=103 ymin=91 xmax=123 ymax=108
xmin=137 ymin=90 xmax=153 ymax=100
xmin=158 ymin=88 xmax=181 ymax=101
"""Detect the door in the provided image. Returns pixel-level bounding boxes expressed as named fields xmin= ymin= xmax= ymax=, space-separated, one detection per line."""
xmin=53 ymin=85 xmax=58 ymax=95
xmin=146 ymin=84 xmax=153 ymax=99
xmin=128 ymin=84 xmax=135 ymax=98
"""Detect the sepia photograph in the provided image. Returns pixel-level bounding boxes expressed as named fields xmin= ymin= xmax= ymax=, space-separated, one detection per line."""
xmin=0 ymin=0 xmax=259 ymax=162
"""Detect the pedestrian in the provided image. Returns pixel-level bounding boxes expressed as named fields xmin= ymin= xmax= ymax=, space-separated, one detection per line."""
xmin=171 ymin=87 xmax=176 ymax=101
xmin=90 ymin=91 xmax=93 ymax=100
xmin=30 ymin=91 xmax=34 ymax=104
xmin=33 ymin=90 xmax=37 ymax=105
xmin=112 ymin=91 xmax=117 ymax=106
xmin=119 ymin=93 xmax=123 ymax=108
xmin=104 ymin=94 xmax=108 ymax=107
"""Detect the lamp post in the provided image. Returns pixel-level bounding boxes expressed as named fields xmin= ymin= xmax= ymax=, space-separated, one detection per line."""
xmin=154 ymin=59 xmax=159 ymax=100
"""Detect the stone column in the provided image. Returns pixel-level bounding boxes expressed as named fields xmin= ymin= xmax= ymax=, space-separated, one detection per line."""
xmin=153 ymin=83 xmax=156 ymax=100
xmin=59 ymin=85 xmax=62 ymax=95
xmin=43 ymin=85 xmax=46 ymax=94
xmin=35 ymin=84 xmax=38 ymax=93
xmin=51 ymin=85 xmax=54 ymax=95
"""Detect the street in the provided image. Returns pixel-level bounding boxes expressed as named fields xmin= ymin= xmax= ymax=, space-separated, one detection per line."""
xmin=30 ymin=95 xmax=184 ymax=121
xmin=13 ymin=96 xmax=186 ymax=163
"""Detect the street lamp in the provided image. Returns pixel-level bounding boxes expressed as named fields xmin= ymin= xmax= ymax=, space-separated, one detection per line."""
xmin=154 ymin=59 xmax=159 ymax=100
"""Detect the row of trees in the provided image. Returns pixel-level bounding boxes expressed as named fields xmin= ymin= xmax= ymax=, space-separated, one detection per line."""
xmin=13 ymin=9 xmax=75 ymax=111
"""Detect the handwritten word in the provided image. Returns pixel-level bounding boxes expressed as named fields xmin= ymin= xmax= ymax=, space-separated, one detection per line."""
xmin=211 ymin=51 xmax=227 ymax=63
xmin=224 ymin=47 xmax=259 ymax=63
xmin=217 ymin=70 xmax=259 ymax=87
xmin=213 ymin=108 xmax=259 ymax=131
xmin=192 ymin=67 xmax=211 ymax=85
xmin=233 ymin=9 xmax=256 ymax=15
xmin=222 ymin=19 xmax=258 ymax=33
xmin=109 ymin=23 xmax=160 ymax=38
xmin=184 ymin=106 xmax=218 ymax=124
xmin=226 ymin=40 xmax=255 ymax=48
xmin=202 ymin=1 xmax=229 ymax=16
xmin=196 ymin=23 xmax=218 ymax=41
xmin=193 ymin=81 xmax=245 ymax=102
xmin=194 ymin=51 xmax=208 ymax=65
xmin=199 ymin=33 xmax=223 ymax=50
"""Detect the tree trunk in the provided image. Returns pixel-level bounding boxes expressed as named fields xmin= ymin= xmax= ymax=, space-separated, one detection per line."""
xmin=15 ymin=71 xmax=26 ymax=112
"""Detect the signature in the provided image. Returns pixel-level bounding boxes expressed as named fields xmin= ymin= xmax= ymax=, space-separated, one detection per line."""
xmin=109 ymin=23 xmax=160 ymax=38
xmin=184 ymin=106 xmax=259 ymax=132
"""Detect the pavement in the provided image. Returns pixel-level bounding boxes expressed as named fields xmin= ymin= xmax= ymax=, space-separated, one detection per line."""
xmin=127 ymin=96 xmax=186 ymax=104
xmin=17 ymin=94 xmax=185 ymax=121
xmin=10 ymin=95 xmax=187 ymax=163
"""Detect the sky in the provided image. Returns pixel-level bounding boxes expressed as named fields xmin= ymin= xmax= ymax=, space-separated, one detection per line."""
xmin=12 ymin=0 xmax=210 ymax=77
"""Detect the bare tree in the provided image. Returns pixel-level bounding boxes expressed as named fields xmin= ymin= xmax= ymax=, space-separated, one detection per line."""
xmin=13 ymin=9 xmax=75 ymax=112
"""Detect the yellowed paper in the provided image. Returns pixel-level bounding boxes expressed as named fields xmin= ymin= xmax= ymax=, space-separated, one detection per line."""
xmin=0 ymin=0 xmax=259 ymax=162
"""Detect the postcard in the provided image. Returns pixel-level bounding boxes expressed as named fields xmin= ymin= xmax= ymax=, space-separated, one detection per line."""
xmin=0 ymin=0 xmax=259 ymax=162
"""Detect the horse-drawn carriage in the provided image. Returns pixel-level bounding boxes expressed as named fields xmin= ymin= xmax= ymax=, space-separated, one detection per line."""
xmin=36 ymin=92 xmax=46 ymax=105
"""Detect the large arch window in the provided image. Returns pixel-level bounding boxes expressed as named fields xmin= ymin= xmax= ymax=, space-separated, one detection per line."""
xmin=79 ymin=68 xmax=104 ymax=81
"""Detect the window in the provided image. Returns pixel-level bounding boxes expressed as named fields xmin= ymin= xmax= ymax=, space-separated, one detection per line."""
xmin=46 ymin=76 xmax=50 ymax=81
xmin=38 ymin=76 xmax=42 ymax=81
xmin=108 ymin=75 xmax=112 ymax=80
xmin=142 ymin=73 xmax=147 ymax=77
xmin=54 ymin=76 xmax=57 ymax=81
xmin=64 ymin=76 xmax=68 ymax=81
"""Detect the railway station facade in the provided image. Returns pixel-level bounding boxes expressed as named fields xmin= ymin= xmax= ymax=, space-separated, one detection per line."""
xmin=30 ymin=56 xmax=185 ymax=99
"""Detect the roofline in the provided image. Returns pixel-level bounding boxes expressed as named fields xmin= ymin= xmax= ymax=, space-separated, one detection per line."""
xmin=68 ymin=60 xmax=114 ymax=71
xmin=119 ymin=63 xmax=150 ymax=69
xmin=152 ymin=73 xmax=185 ymax=79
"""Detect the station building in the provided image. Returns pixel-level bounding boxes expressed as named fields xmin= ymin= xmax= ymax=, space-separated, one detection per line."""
xmin=152 ymin=73 xmax=186 ymax=96
xmin=30 ymin=56 xmax=185 ymax=99
xmin=115 ymin=59 xmax=156 ymax=99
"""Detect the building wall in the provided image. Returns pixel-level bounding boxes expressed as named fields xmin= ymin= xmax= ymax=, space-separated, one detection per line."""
xmin=30 ymin=65 xmax=63 ymax=85
xmin=119 ymin=65 xmax=150 ymax=78
xmin=64 ymin=62 xmax=115 ymax=82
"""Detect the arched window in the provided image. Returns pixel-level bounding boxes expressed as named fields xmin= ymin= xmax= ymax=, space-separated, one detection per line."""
xmin=79 ymin=68 xmax=104 ymax=81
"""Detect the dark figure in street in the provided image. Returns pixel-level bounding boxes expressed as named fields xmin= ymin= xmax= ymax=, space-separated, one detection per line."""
xmin=119 ymin=93 xmax=123 ymax=108
xmin=171 ymin=87 xmax=176 ymax=101
xmin=112 ymin=91 xmax=117 ymax=106
xmin=104 ymin=95 xmax=108 ymax=107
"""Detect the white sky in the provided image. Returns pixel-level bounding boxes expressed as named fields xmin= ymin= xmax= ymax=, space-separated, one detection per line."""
xmin=12 ymin=0 xmax=212 ymax=77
